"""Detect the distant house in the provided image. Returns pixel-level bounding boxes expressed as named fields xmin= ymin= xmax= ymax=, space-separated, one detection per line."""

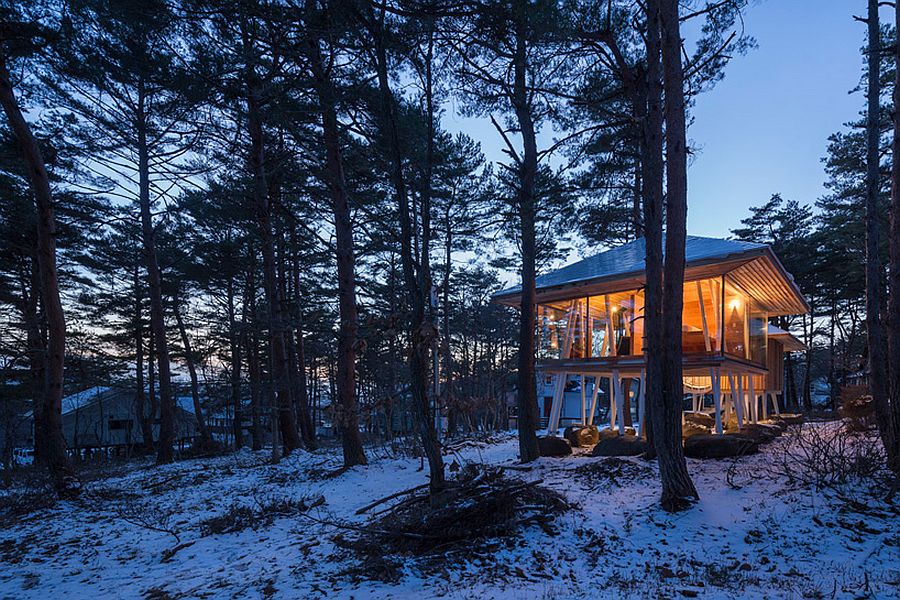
xmin=494 ymin=236 xmax=809 ymax=436
xmin=60 ymin=386 xmax=199 ymax=452
xmin=0 ymin=386 xmax=201 ymax=462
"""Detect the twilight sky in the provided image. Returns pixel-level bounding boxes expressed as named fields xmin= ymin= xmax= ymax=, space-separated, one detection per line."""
xmin=442 ymin=0 xmax=879 ymax=245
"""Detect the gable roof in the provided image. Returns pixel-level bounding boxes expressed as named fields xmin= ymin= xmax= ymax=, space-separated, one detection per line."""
xmin=59 ymin=387 xmax=197 ymax=417
xmin=494 ymin=235 xmax=809 ymax=316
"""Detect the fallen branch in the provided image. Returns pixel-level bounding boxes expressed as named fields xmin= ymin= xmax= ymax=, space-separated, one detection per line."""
xmin=355 ymin=483 xmax=430 ymax=515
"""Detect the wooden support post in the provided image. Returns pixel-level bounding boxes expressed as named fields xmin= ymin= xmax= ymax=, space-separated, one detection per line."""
xmin=547 ymin=372 xmax=566 ymax=436
xmin=612 ymin=369 xmax=625 ymax=435
xmin=637 ymin=369 xmax=646 ymax=437
xmin=730 ymin=372 xmax=744 ymax=429
xmin=711 ymin=367 xmax=723 ymax=435
xmin=587 ymin=376 xmax=601 ymax=426
xmin=771 ymin=391 xmax=781 ymax=416
xmin=609 ymin=374 xmax=616 ymax=429
xmin=760 ymin=383 xmax=768 ymax=421
xmin=748 ymin=375 xmax=758 ymax=424
xmin=580 ymin=374 xmax=586 ymax=424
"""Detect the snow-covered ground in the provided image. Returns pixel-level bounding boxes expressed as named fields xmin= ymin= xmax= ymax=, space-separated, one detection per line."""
xmin=0 ymin=425 xmax=898 ymax=599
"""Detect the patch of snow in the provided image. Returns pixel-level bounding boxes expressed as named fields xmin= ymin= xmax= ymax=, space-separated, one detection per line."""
xmin=0 ymin=426 xmax=897 ymax=599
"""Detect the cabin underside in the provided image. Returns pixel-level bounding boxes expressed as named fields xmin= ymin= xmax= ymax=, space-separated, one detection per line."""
xmin=538 ymin=353 xmax=783 ymax=437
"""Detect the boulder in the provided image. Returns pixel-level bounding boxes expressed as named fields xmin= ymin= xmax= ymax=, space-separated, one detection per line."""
xmin=681 ymin=421 xmax=710 ymax=439
xmin=765 ymin=419 xmax=788 ymax=432
xmin=537 ymin=435 xmax=572 ymax=457
xmin=776 ymin=413 xmax=804 ymax=425
xmin=728 ymin=424 xmax=779 ymax=443
xmin=683 ymin=434 xmax=759 ymax=459
xmin=591 ymin=434 xmax=645 ymax=457
xmin=598 ymin=426 xmax=636 ymax=441
xmin=563 ymin=424 xmax=600 ymax=448
xmin=683 ymin=411 xmax=716 ymax=428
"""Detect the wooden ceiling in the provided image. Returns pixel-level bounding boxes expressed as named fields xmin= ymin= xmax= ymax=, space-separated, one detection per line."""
xmin=727 ymin=254 xmax=809 ymax=316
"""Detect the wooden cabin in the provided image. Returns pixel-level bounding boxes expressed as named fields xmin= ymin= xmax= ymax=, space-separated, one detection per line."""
xmin=494 ymin=236 xmax=809 ymax=436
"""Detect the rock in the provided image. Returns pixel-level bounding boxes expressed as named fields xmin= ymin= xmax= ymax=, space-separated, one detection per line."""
xmin=598 ymin=426 xmax=636 ymax=441
xmin=776 ymin=413 xmax=804 ymax=425
xmin=683 ymin=411 xmax=716 ymax=428
xmin=591 ymin=434 xmax=645 ymax=457
xmin=683 ymin=434 xmax=759 ymax=459
xmin=727 ymin=424 xmax=779 ymax=443
xmin=563 ymin=424 xmax=600 ymax=448
xmin=765 ymin=419 xmax=788 ymax=432
xmin=681 ymin=421 xmax=710 ymax=439
xmin=537 ymin=435 xmax=572 ymax=457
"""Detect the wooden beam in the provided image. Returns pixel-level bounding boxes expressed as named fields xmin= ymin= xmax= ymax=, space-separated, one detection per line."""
xmin=612 ymin=369 xmax=625 ymax=435
xmin=730 ymin=372 xmax=744 ymax=429
xmin=587 ymin=376 xmax=601 ymax=426
xmin=637 ymin=370 xmax=646 ymax=437
xmin=604 ymin=294 xmax=615 ymax=356
xmin=697 ymin=280 xmax=712 ymax=352
xmin=711 ymin=367 xmax=723 ymax=435
xmin=748 ymin=375 xmax=758 ymax=424
xmin=547 ymin=372 xmax=567 ymax=435
xmin=580 ymin=374 xmax=586 ymax=424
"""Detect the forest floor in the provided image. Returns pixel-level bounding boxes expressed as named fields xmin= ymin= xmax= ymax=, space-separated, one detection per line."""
xmin=0 ymin=423 xmax=898 ymax=599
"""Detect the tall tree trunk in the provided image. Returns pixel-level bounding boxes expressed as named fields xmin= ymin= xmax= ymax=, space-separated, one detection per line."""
xmin=133 ymin=78 xmax=176 ymax=465
xmin=442 ymin=219 xmax=455 ymax=437
xmin=24 ymin=256 xmax=46 ymax=464
xmin=303 ymin=21 xmax=367 ymax=467
xmin=640 ymin=0 xmax=665 ymax=462
xmin=655 ymin=0 xmax=699 ymax=510
xmin=0 ymin=58 xmax=71 ymax=493
xmin=865 ymin=0 xmax=891 ymax=459
xmin=368 ymin=6 xmax=444 ymax=495
xmin=785 ymin=350 xmax=797 ymax=410
xmin=227 ymin=275 xmax=243 ymax=449
xmin=512 ymin=0 xmax=540 ymax=463
xmin=243 ymin=56 xmax=302 ymax=456
xmin=133 ymin=265 xmax=154 ymax=452
xmin=244 ymin=255 xmax=264 ymax=450
xmin=174 ymin=296 xmax=213 ymax=448
xmin=886 ymin=0 xmax=900 ymax=475
xmin=803 ymin=310 xmax=813 ymax=411
xmin=291 ymin=233 xmax=316 ymax=448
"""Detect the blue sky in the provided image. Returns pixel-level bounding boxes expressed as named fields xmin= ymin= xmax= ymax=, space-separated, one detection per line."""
xmin=686 ymin=0 xmax=873 ymax=236
xmin=443 ymin=0 xmax=878 ymax=243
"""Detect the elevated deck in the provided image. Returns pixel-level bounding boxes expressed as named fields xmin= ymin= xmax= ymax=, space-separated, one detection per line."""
xmin=536 ymin=353 xmax=767 ymax=377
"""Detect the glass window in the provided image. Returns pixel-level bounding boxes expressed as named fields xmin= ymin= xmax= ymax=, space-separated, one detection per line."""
xmin=536 ymin=298 xmax=587 ymax=360
xmin=723 ymin=276 xmax=750 ymax=359
xmin=682 ymin=278 xmax=721 ymax=354
xmin=586 ymin=291 xmax=641 ymax=357
xmin=748 ymin=298 xmax=767 ymax=365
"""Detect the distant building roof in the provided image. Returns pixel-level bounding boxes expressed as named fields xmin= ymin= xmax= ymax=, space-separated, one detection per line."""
xmin=767 ymin=324 xmax=807 ymax=352
xmin=62 ymin=386 xmax=112 ymax=415
xmin=57 ymin=387 xmax=197 ymax=416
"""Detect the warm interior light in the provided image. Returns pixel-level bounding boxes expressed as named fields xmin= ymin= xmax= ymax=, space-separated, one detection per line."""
xmin=729 ymin=298 xmax=742 ymax=311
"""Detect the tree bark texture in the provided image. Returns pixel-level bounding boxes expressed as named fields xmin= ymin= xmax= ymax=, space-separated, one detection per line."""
xmin=0 ymin=58 xmax=71 ymax=492
xmin=303 ymin=19 xmax=367 ymax=466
